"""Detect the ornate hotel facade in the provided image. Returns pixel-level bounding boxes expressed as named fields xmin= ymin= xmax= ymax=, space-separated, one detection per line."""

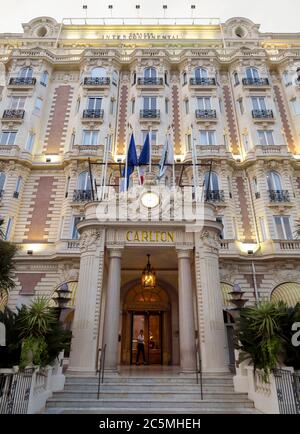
xmin=1 ymin=16 xmax=300 ymax=374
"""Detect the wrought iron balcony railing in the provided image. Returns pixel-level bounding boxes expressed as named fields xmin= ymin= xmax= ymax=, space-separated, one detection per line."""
xmin=269 ymin=190 xmax=290 ymax=202
xmin=83 ymin=109 xmax=104 ymax=119
xmin=205 ymin=190 xmax=225 ymax=203
xmin=2 ymin=109 xmax=25 ymax=120
xmin=190 ymin=77 xmax=216 ymax=86
xmin=137 ymin=77 xmax=164 ymax=86
xmin=73 ymin=190 xmax=93 ymax=202
xmin=83 ymin=77 xmax=110 ymax=86
xmin=195 ymin=109 xmax=217 ymax=119
xmin=252 ymin=109 xmax=274 ymax=119
xmin=242 ymin=77 xmax=269 ymax=86
xmin=140 ymin=109 xmax=160 ymax=119
xmin=9 ymin=77 xmax=36 ymax=86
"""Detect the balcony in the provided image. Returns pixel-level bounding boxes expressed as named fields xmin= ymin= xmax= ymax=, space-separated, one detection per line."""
xmin=140 ymin=109 xmax=160 ymax=122
xmin=205 ymin=190 xmax=225 ymax=203
xmin=195 ymin=109 xmax=217 ymax=122
xmin=8 ymin=77 xmax=36 ymax=88
xmin=136 ymin=77 xmax=164 ymax=89
xmin=73 ymin=190 xmax=93 ymax=202
xmin=2 ymin=109 xmax=25 ymax=123
xmin=252 ymin=109 xmax=274 ymax=122
xmin=268 ymin=190 xmax=290 ymax=203
xmin=82 ymin=109 xmax=104 ymax=123
xmin=83 ymin=77 xmax=110 ymax=89
xmin=242 ymin=77 xmax=270 ymax=88
xmin=189 ymin=77 xmax=216 ymax=88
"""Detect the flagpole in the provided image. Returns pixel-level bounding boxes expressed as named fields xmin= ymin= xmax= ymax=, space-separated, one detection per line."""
xmin=124 ymin=126 xmax=131 ymax=191
xmin=99 ymin=136 xmax=107 ymax=201
xmin=149 ymin=126 xmax=152 ymax=173
xmin=103 ymin=135 xmax=109 ymax=200
xmin=170 ymin=125 xmax=176 ymax=188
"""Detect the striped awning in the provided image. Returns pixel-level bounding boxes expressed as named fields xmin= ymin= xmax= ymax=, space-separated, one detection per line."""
xmin=221 ymin=282 xmax=235 ymax=309
xmin=0 ymin=288 xmax=8 ymax=312
xmin=271 ymin=282 xmax=300 ymax=307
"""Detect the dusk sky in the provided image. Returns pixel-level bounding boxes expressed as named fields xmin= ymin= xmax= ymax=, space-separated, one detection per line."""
xmin=0 ymin=0 xmax=299 ymax=33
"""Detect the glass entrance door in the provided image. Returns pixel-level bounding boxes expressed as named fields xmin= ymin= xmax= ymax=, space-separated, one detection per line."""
xmin=130 ymin=312 xmax=163 ymax=365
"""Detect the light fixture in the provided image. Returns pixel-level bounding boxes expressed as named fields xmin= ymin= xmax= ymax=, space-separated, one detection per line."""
xmin=163 ymin=4 xmax=168 ymax=8
xmin=135 ymin=4 xmax=140 ymax=8
xmin=191 ymin=4 xmax=196 ymax=8
xmin=108 ymin=4 xmax=113 ymax=8
xmin=141 ymin=254 xmax=157 ymax=288
xmin=27 ymin=250 xmax=33 ymax=255
xmin=141 ymin=191 xmax=160 ymax=209
xmin=46 ymin=157 xmax=51 ymax=163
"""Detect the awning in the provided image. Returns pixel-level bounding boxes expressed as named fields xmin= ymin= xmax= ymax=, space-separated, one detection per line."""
xmin=271 ymin=282 xmax=300 ymax=307
xmin=0 ymin=288 xmax=8 ymax=312
xmin=221 ymin=282 xmax=235 ymax=309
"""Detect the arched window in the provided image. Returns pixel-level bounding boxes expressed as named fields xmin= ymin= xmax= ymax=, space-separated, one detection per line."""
xmin=246 ymin=67 xmax=260 ymax=80
xmin=77 ymin=171 xmax=92 ymax=191
xmin=20 ymin=67 xmax=33 ymax=79
xmin=0 ymin=172 xmax=6 ymax=192
xmin=266 ymin=171 xmax=282 ymax=191
xmin=144 ymin=67 xmax=157 ymax=79
xmin=204 ymin=171 xmax=219 ymax=191
xmin=233 ymin=71 xmax=240 ymax=86
xmin=91 ymin=67 xmax=106 ymax=78
xmin=41 ymin=71 xmax=49 ymax=86
xmin=195 ymin=67 xmax=208 ymax=79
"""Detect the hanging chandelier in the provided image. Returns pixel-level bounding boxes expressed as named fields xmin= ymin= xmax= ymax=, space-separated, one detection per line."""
xmin=141 ymin=254 xmax=157 ymax=288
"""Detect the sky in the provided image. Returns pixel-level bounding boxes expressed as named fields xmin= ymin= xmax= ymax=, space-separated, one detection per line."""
xmin=0 ymin=0 xmax=299 ymax=33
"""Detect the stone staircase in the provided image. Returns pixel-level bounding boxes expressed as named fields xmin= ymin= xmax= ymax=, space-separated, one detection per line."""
xmin=45 ymin=371 xmax=258 ymax=414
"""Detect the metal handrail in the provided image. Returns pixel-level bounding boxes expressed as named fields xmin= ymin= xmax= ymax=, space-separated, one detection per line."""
xmin=97 ymin=344 xmax=106 ymax=399
xmin=195 ymin=339 xmax=203 ymax=400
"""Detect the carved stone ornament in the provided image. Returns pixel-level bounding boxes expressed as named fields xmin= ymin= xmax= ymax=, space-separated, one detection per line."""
xmin=199 ymin=229 xmax=220 ymax=251
xmin=79 ymin=229 xmax=103 ymax=252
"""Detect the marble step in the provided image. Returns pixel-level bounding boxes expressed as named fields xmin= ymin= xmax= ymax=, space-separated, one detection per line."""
xmin=46 ymin=407 xmax=260 ymax=414
xmin=64 ymin=384 xmax=235 ymax=392
xmin=65 ymin=377 xmax=234 ymax=385
xmin=47 ymin=398 xmax=254 ymax=409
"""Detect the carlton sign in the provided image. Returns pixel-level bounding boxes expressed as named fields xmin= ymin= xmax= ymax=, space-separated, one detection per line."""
xmin=126 ymin=230 xmax=175 ymax=243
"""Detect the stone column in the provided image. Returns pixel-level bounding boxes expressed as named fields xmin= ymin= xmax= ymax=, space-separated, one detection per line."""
xmin=102 ymin=248 xmax=123 ymax=371
xmin=195 ymin=228 xmax=228 ymax=372
xmin=68 ymin=229 xmax=105 ymax=374
xmin=177 ymin=248 xmax=196 ymax=372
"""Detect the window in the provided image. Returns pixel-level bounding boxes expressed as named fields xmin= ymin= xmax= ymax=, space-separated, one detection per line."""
xmin=40 ymin=71 xmax=49 ymax=86
xmin=60 ymin=216 xmax=65 ymax=239
xmin=197 ymin=97 xmax=211 ymax=110
xmin=91 ymin=67 xmax=106 ymax=78
xmin=182 ymin=72 xmax=187 ymax=85
xmin=195 ymin=67 xmax=208 ymax=79
xmin=65 ymin=176 xmax=70 ymax=198
xmin=142 ymin=130 xmax=157 ymax=147
xmin=186 ymin=134 xmax=192 ymax=151
xmin=200 ymin=130 xmax=216 ymax=146
xmin=20 ymin=67 xmax=33 ymax=79
xmin=144 ymin=67 xmax=157 ymax=79
xmin=258 ymin=130 xmax=275 ymax=146
xmin=132 ymin=72 xmax=137 ymax=86
xmin=184 ymin=99 xmax=189 ymax=114
xmin=77 ymin=171 xmax=92 ymax=191
xmin=165 ymin=98 xmax=169 ymax=114
xmin=143 ymin=97 xmax=157 ymax=110
xmin=274 ymin=216 xmax=293 ymax=240
xmin=227 ymin=176 xmax=232 ymax=198
xmin=283 ymin=71 xmax=291 ymax=86
xmin=87 ymin=97 xmax=102 ymax=110
xmin=76 ymin=98 xmax=81 ymax=113
xmin=237 ymin=98 xmax=244 ymax=114
xmin=131 ymin=99 xmax=135 ymax=114
xmin=110 ymin=99 xmax=115 ymax=115
xmin=291 ymin=98 xmax=300 ymax=115
xmin=242 ymin=133 xmax=250 ymax=152
xmin=267 ymin=171 xmax=282 ymax=191
xmin=14 ymin=176 xmax=22 ymax=198
xmin=233 ymin=71 xmax=240 ymax=86
xmin=246 ymin=67 xmax=260 ymax=80
xmin=253 ymin=177 xmax=260 ymax=198
xmin=4 ymin=218 xmax=13 ymax=240
xmin=0 ymin=172 xmax=6 ymax=191
xmin=70 ymin=132 xmax=75 ymax=148
xmin=219 ymin=98 xmax=223 ymax=113
xmin=251 ymin=96 xmax=266 ymax=111
xmin=82 ymin=130 xmax=99 ymax=146
xmin=10 ymin=96 xmax=26 ymax=109
xmin=259 ymin=217 xmax=267 ymax=241
xmin=34 ymin=97 xmax=43 ymax=112
xmin=112 ymin=70 xmax=118 ymax=86
xmin=216 ymin=216 xmax=225 ymax=239
xmin=204 ymin=171 xmax=219 ymax=190
xmin=164 ymin=71 xmax=168 ymax=86
xmin=71 ymin=216 xmax=83 ymax=240
xmin=0 ymin=131 xmax=17 ymax=145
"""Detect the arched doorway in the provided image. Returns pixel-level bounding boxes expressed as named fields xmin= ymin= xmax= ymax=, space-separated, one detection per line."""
xmin=121 ymin=284 xmax=172 ymax=365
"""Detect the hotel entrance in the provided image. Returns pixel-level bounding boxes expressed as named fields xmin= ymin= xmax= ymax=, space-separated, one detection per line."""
xmin=131 ymin=312 xmax=163 ymax=365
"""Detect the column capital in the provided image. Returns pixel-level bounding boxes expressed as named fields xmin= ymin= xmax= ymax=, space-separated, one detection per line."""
xmin=107 ymin=246 xmax=123 ymax=259
xmin=176 ymin=247 xmax=193 ymax=260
